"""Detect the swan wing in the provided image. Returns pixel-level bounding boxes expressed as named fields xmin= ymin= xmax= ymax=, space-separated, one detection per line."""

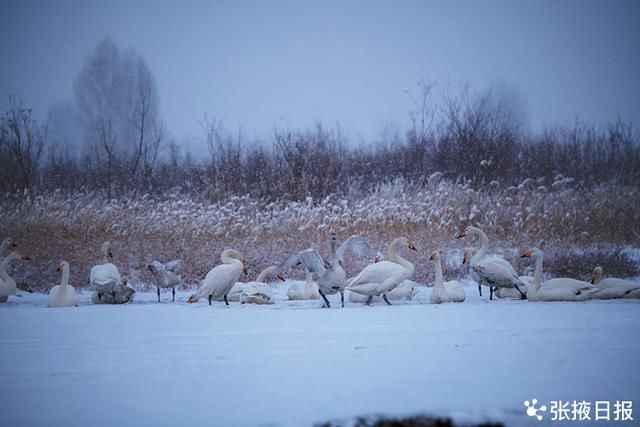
xmin=336 ymin=235 xmax=376 ymax=263
xmin=473 ymin=257 xmax=521 ymax=287
xmin=275 ymin=249 xmax=327 ymax=277
xmin=164 ymin=259 xmax=184 ymax=274
xmin=348 ymin=261 xmax=406 ymax=287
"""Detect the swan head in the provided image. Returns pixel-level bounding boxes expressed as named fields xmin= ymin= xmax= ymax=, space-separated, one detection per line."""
xmin=374 ymin=254 xmax=382 ymax=263
xmin=591 ymin=266 xmax=603 ymax=285
xmin=407 ymin=239 xmax=417 ymax=251
xmin=2 ymin=238 xmax=17 ymax=248
xmin=429 ymin=251 xmax=440 ymax=261
xmin=56 ymin=261 xmax=69 ymax=272
xmin=242 ymin=258 xmax=248 ymax=276
xmin=276 ymin=273 xmax=285 ymax=282
xmin=520 ymin=247 xmax=542 ymax=259
xmin=4 ymin=252 xmax=30 ymax=263
xmin=101 ymin=241 xmax=113 ymax=259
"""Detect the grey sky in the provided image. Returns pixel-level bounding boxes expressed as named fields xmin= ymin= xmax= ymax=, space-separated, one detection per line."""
xmin=1 ymin=0 xmax=639 ymax=154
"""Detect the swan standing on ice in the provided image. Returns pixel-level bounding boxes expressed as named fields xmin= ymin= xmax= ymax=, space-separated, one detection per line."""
xmin=457 ymin=227 xmax=526 ymax=300
xmin=463 ymin=250 xmax=532 ymax=299
xmin=48 ymin=261 xmax=78 ymax=307
xmin=90 ymin=241 xmax=122 ymax=303
xmin=148 ymin=259 xmax=183 ymax=302
xmin=348 ymin=255 xmax=419 ymax=303
xmin=275 ymin=233 xmax=376 ymax=308
xmin=429 ymin=252 xmax=465 ymax=303
xmin=282 ymin=265 xmax=321 ymax=300
xmin=187 ymin=249 xmax=248 ymax=305
xmin=590 ymin=266 xmax=640 ymax=299
xmin=520 ymin=248 xmax=598 ymax=301
xmin=0 ymin=252 xmax=30 ymax=302
xmin=347 ymin=237 xmax=417 ymax=305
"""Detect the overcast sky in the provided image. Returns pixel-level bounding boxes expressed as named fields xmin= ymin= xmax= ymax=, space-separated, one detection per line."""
xmin=1 ymin=0 xmax=639 ymax=154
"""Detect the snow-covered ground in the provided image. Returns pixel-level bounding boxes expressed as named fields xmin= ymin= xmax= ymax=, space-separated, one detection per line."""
xmin=1 ymin=281 xmax=639 ymax=426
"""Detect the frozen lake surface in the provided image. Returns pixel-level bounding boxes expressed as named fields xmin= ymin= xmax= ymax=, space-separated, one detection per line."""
xmin=1 ymin=282 xmax=639 ymax=426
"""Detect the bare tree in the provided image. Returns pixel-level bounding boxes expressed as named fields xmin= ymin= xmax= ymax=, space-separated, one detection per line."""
xmin=0 ymin=95 xmax=48 ymax=192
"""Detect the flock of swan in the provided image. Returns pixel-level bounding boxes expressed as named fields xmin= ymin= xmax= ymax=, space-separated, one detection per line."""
xmin=0 ymin=227 xmax=639 ymax=309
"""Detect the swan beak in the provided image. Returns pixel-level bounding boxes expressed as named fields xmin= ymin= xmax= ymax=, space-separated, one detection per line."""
xmin=276 ymin=273 xmax=285 ymax=282
xmin=21 ymin=255 xmax=30 ymax=261
xmin=56 ymin=264 xmax=63 ymax=271
xmin=374 ymin=255 xmax=382 ymax=263
xmin=242 ymin=260 xmax=248 ymax=276
xmin=462 ymin=252 xmax=469 ymax=264
xmin=520 ymin=250 xmax=532 ymax=258
xmin=187 ymin=296 xmax=194 ymax=304
xmin=429 ymin=252 xmax=437 ymax=261
xmin=456 ymin=229 xmax=467 ymax=239
xmin=9 ymin=239 xmax=17 ymax=247
xmin=108 ymin=251 xmax=113 ymax=259
xmin=590 ymin=273 xmax=596 ymax=284
xmin=408 ymin=241 xmax=417 ymax=251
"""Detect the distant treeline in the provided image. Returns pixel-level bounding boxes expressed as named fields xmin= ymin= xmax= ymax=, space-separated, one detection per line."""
xmin=3 ymin=104 xmax=639 ymax=203
xmin=1 ymin=39 xmax=639 ymax=202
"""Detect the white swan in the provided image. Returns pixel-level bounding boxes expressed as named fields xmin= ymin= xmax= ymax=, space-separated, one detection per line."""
xmin=187 ymin=249 xmax=247 ymax=305
xmin=48 ymin=261 xmax=78 ymax=307
xmin=230 ymin=265 xmax=283 ymax=304
xmin=275 ymin=233 xmax=376 ymax=307
xmin=90 ymin=241 xmax=122 ymax=303
xmin=521 ymin=248 xmax=599 ymax=301
xmin=148 ymin=259 xmax=183 ymax=302
xmin=285 ymin=266 xmax=321 ymax=300
xmin=347 ymin=237 xmax=416 ymax=305
xmin=590 ymin=266 xmax=640 ymax=299
xmin=429 ymin=252 xmax=465 ymax=303
xmin=348 ymin=255 xmax=419 ymax=303
xmin=0 ymin=252 xmax=30 ymax=302
xmin=463 ymin=249 xmax=532 ymax=299
xmin=457 ymin=226 xmax=526 ymax=300
xmin=90 ymin=276 xmax=136 ymax=304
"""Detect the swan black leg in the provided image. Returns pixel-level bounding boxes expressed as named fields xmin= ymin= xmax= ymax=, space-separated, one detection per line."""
xmin=319 ymin=290 xmax=331 ymax=308
xmin=157 ymin=287 xmax=161 ymax=303
xmin=97 ymin=292 xmax=103 ymax=304
xmin=112 ymin=291 xmax=117 ymax=304
xmin=365 ymin=295 xmax=373 ymax=306
xmin=208 ymin=294 xmax=212 ymax=305
xmin=383 ymin=294 xmax=392 ymax=306
xmin=172 ymin=287 xmax=175 ymax=301
xmin=340 ymin=291 xmax=344 ymax=308
xmin=478 ymin=285 xmax=482 ymax=296
xmin=224 ymin=294 xmax=229 ymax=306
xmin=489 ymin=287 xmax=494 ymax=301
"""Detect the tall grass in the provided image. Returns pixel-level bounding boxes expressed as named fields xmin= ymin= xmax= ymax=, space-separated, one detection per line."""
xmin=1 ymin=176 xmax=638 ymax=290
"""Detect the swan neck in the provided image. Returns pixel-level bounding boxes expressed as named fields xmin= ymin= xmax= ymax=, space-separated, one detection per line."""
xmin=470 ymin=228 xmax=489 ymax=263
xmin=388 ymin=239 xmax=414 ymax=275
xmin=532 ymin=253 xmax=543 ymax=291
xmin=60 ymin=267 xmax=69 ymax=295
xmin=256 ymin=266 xmax=274 ymax=283
xmin=434 ymin=258 xmax=444 ymax=288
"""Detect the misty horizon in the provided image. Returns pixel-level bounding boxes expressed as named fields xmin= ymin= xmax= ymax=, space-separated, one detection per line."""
xmin=2 ymin=0 xmax=640 ymax=158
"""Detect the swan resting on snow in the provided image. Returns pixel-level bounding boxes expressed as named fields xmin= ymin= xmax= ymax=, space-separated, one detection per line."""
xmin=274 ymin=233 xmax=376 ymax=308
xmin=188 ymin=249 xmax=247 ymax=305
xmin=48 ymin=261 xmax=78 ymax=307
xmin=347 ymin=237 xmax=416 ymax=306
xmin=90 ymin=241 xmax=122 ymax=303
xmin=0 ymin=251 xmax=30 ymax=302
xmin=227 ymin=265 xmax=283 ymax=304
xmin=91 ymin=276 xmax=136 ymax=304
xmin=148 ymin=259 xmax=183 ymax=302
xmin=457 ymin=226 xmax=526 ymax=300
xmin=283 ymin=266 xmax=321 ymax=300
xmin=429 ymin=252 xmax=465 ymax=304
xmin=520 ymin=248 xmax=598 ymax=302
xmin=590 ymin=266 xmax=640 ymax=299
